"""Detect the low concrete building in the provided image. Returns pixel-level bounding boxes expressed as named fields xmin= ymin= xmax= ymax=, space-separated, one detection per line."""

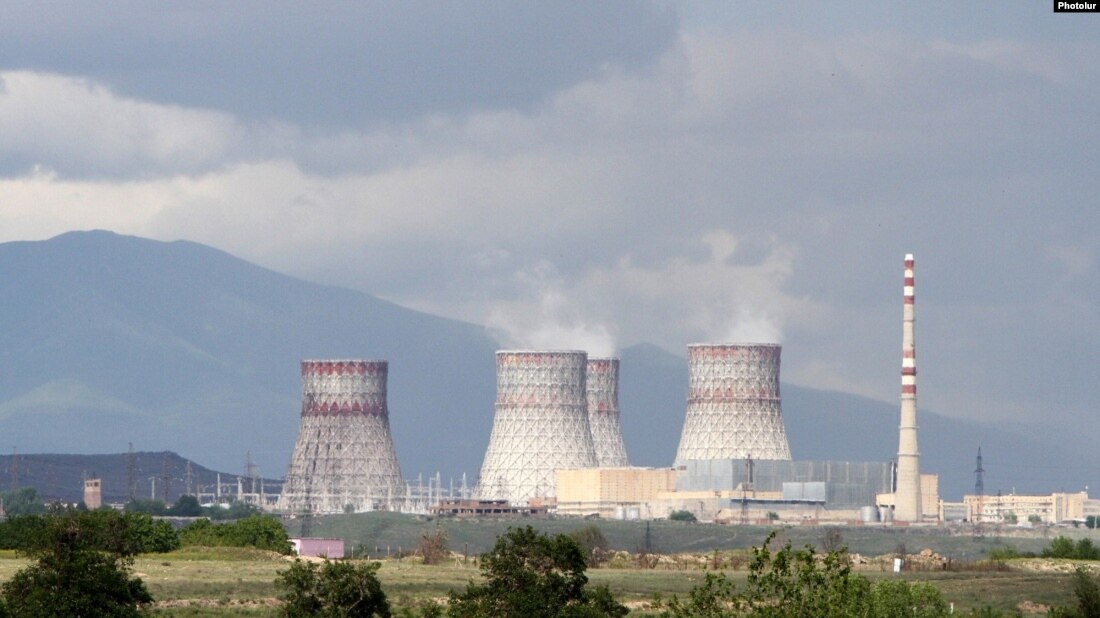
xmin=962 ymin=491 xmax=1089 ymax=524
xmin=555 ymin=467 xmax=676 ymax=518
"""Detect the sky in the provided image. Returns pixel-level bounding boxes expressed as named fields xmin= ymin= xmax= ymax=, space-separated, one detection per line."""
xmin=0 ymin=1 xmax=1096 ymax=433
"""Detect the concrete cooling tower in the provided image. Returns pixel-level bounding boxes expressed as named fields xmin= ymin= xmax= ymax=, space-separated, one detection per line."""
xmin=477 ymin=350 xmax=598 ymax=504
xmin=674 ymin=343 xmax=792 ymax=463
xmin=586 ymin=358 xmax=630 ymax=467
xmin=278 ymin=360 xmax=403 ymax=514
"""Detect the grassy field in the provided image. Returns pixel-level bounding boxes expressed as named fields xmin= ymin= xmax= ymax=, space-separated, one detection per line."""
xmin=0 ymin=546 xmax=1086 ymax=616
xmin=0 ymin=514 xmax=1094 ymax=616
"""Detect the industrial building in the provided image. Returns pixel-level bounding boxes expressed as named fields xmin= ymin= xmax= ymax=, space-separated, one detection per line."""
xmin=554 ymin=461 xmax=941 ymax=523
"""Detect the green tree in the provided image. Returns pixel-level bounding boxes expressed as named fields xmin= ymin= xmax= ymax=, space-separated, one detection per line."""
xmin=0 ymin=516 xmax=46 ymax=551
xmin=277 ymin=559 xmax=390 ymax=617
xmin=1045 ymin=536 xmax=1078 ymax=559
xmin=1002 ymin=511 xmax=1018 ymax=525
xmin=125 ymin=498 xmax=169 ymax=516
xmin=669 ymin=510 xmax=697 ymax=522
xmin=0 ymin=510 xmax=152 ymax=617
xmin=0 ymin=488 xmax=46 ymax=517
xmin=1076 ymin=539 xmax=1100 ymax=560
xmin=120 ymin=511 xmax=180 ymax=553
xmin=448 ymin=526 xmax=628 ymax=618
xmin=169 ymin=494 xmax=203 ymax=516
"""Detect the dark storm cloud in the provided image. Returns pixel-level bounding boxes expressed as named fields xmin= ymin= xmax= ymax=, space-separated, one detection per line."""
xmin=0 ymin=1 xmax=677 ymax=127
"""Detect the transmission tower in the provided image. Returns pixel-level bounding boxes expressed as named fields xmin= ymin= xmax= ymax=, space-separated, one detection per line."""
xmin=46 ymin=465 xmax=57 ymax=503
xmin=185 ymin=461 xmax=194 ymax=496
xmin=127 ymin=443 xmax=137 ymax=501
xmin=245 ymin=451 xmax=258 ymax=494
xmin=9 ymin=447 xmax=18 ymax=492
xmin=974 ymin=447 xmax=985 ymax=536
xmin=161 ymin=453 xmax=172 ymax=503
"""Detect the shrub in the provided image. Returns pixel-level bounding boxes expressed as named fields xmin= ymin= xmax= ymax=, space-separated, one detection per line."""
xmin=179 ymin=515 xmax=292 ymax=554
xmin=416 ymin=526 xmax=449 ymax=566
xmin=658 ymin=531 xmax=950 ymax=617
xmin=669 ymin=510 xmax=697 ymax=522
xmin=569 ymin=525 xmax=610 ymax=567
xmin=276 ymin=559 xmax=390 ymax=617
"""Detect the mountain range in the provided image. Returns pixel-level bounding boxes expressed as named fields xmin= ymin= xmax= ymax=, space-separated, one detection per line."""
xmin=0 ymin=231 xmax=1089 ymax=501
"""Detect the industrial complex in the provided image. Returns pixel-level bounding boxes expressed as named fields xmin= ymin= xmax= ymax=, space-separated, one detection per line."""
xmin=269 ymin=255 xmax=1096 ymax=526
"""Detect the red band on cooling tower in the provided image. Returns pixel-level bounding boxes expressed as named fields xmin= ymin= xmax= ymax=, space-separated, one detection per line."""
xmin=302 ymin=401 xmax=386 ymax=416
xmin=904 ymin=277 xmax=914 ymax=286
xmin=904 ymin=296 xmax=915 ymax=305
xmin=901 ymin=385 xmax=916 ymax=395
xmin=902 ymin=367 xmax=916 ymax=376
xmin=302 ymin=360 xmax=386 ymax=376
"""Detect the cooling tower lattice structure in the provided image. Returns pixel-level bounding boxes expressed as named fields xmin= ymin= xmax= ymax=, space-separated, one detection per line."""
xmin=278 ymin=360 xmax=403 ymax=514
xmin=674 ymin=343 xmax=792 ymax=463
xmin=894 ymin=254 xmax=922 ymax=522
xmin=586 ymin=358 xmax=630 ymax=467
xmin=477 ymin=351 xmax=598 ymax=504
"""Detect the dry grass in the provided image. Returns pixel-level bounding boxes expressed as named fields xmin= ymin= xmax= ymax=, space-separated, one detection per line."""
xmin=0 ymin=548 xmax=1086 ymax=616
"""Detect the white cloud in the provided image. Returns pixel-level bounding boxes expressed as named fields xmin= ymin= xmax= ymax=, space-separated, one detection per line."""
xmin=0 ymin=71 xmax=243 ymax=176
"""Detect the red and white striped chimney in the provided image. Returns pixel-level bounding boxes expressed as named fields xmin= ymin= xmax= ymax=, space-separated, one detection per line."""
xmin=894 ymin=254 xmax=922 ymax=522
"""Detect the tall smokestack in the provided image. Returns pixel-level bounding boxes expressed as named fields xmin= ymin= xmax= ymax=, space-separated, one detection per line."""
xmin=674 ymin=343 xmax=792 ymax=463
xmin=477 ymin=350 xmax=598 ymax=504
xmin=586 ymin=358 xmax=630 ymax=467
xmin=894 ymin=254 xmax=922 ymax=521
xmin=278 ymin=360 xmax=404 ymax=514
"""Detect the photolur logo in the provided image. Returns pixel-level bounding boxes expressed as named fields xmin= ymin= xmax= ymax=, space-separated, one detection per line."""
xmin=1054 ymin=1 xmax=1099 ymax=11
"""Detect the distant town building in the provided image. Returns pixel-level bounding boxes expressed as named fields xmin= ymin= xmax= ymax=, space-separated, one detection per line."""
xmin=84 ymin=478 xmax=102 ymax=509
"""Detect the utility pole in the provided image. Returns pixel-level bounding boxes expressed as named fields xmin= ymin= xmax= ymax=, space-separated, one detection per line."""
xmin=185 ymin=461 xmax=194 ymax=496
xmin=974 ymin=447 xmax=985 ymax=537
xmin=740 ymin=454 xmax=754 ymax=525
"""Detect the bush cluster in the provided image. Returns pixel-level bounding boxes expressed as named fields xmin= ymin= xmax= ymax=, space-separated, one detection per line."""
xmin=1044 ymin=537 xmax=1100 ymax=561
xmin=178 ymin=514 xmax=294 ymax=554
